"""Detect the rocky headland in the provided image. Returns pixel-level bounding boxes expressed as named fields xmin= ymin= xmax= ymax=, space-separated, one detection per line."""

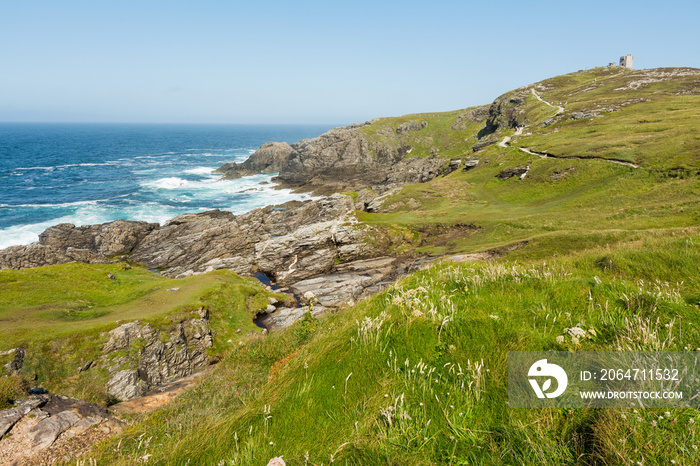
xmin=214 ymin=121 xmax=458 ymax=195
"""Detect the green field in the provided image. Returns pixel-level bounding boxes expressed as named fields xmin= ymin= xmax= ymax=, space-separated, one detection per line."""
xmin=0 ymin=264 xmax=276 ymax=406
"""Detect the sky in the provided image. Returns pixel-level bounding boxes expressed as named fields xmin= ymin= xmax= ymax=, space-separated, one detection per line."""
xmin=1 ymin=0 xmax=698 ymax=125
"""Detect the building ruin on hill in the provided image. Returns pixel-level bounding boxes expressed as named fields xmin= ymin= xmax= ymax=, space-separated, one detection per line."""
xmin=619 ymin=54 xmax=634 ymax=69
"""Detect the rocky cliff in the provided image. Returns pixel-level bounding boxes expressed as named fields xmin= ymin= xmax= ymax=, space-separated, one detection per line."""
xmin=0 ymin=220 xmax=157 ymax=270
xmin=215 ymin=122 xmax=456 ymax=195
xmin=102 ymin=311 xmax=213 ymax=401
xmin=0 ymin=194 xmax=391 ymax=283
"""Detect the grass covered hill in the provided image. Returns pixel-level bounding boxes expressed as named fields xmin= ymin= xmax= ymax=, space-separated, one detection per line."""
xmin=355 ymin=66 xmax=700 ymax=259
xmin=1 ymin=66 xmax=699 ymax=465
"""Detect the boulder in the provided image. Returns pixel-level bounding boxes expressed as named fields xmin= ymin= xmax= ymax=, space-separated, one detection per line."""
xmin=463 ymin=158 xmax=480 ymax=171
xmin=496 ymin=167 xmax=529 ymax=180
xmin=0 ymin=394 xmax=125 ymax=464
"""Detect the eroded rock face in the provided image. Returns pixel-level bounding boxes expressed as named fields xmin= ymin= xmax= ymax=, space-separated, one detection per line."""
xmin=0 ymin=220 xmax=157 ymax=270
xmin=102 ymin=314 xmax=213 ymax=401
xmin=0 ymin=395 xmax=125 ymax=465
xmin=216 ymin=141 xmax=294 ymax=179
xmin=217 ymin=122 xmax=459 ymax=196
xmin=128 ymin=193 xmax=384 ymax=281
xmin=0 ymin=194 xmax=389 ymax=282
xmin=451 ymin=105 xmax=490 ymax=130
xmin=396 ymin=120 xmax=428 ymax=134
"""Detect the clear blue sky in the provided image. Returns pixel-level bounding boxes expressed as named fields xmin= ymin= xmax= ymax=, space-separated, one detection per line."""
xmin=1 ymin=0 xmax=698 ymax=125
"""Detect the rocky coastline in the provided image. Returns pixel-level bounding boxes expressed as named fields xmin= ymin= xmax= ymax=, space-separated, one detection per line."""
xmin=0 ymin=120 xmax=466 ymax=293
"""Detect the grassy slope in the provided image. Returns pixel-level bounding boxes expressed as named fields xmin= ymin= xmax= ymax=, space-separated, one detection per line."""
xmin=88 ymin=232 xmax=700 ymax=465
xmin=0 ymin=264 xmax=278 ymax=405
xmin=357 ymin=67 xmax=700 ymax=257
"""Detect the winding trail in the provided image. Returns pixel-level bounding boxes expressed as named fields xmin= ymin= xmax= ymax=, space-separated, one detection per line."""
xmin=531 ymin=88 xmax=564 ymax=114
xmin=498 ymin=125 xmax=524 ymax=148
xmin=499 ymin=88 xmax=640 ymax=170
xmin=517 ymin=147 xmax=640 ymax=168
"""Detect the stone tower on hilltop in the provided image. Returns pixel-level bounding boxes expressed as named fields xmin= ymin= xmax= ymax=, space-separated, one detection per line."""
xmin=619 ymin=54 xmax=634 ymax=69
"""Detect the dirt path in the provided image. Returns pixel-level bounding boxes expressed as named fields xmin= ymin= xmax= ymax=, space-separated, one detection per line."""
xmin=498 ymin=126 xmax=524 ymax=147
xmin=517 ymin=147 xmax=640 ymax=168
xmin=531 ymin=88 xmax=564 ymax=114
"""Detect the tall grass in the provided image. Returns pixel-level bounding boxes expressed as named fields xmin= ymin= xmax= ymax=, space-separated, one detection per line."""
xmin=81 ymin=232 xmax=700 ymax=465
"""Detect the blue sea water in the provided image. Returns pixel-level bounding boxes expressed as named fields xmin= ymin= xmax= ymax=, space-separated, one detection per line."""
xmin=0 ymin=123 xmax=334 ymax=249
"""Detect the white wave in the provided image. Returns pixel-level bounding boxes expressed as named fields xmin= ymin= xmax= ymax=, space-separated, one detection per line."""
xmin=15 ymin=166 xmax=55 ymax=171
xmin=0 ymin=206 xmax=111 ymax=249
xmin=0 ymin=201 xmax=180 ymax=249
xmin=2 ymin=199 xmax=102 ymax=208
xmin=183 ymin=166 xmax=215 ymax=175
xmin=145 ymin=177 xmax=193 ymax=189
xmin=54 ymin=162 xmax=112 ymax=169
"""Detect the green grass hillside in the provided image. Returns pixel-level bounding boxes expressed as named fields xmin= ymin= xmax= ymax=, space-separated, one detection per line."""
xmin=0 ymin=264 xmax=277 ymax=406
xmin=356 ymin=67 xmax=700 ymax=258
xmin=86 ymin=231 xmax=700 ymax=465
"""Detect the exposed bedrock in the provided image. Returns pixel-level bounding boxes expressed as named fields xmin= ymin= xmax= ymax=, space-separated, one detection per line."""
xmin=215 ymin=122 xmax=458 ymax=195
xmin=0 ymin=194 xmax=391 ymax=283
xmin=0 ymin=220 xmax=157 ymax=270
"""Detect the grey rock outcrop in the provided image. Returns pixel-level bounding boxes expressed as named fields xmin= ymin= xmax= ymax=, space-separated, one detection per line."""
xmin=217 ymin=122 xmax=460 ymax=196
xmin=2 ymin=348 xmax=25 ymax=374
xmin=216 ymin=141 xmax=294 ymax=179
xmin=259 ymin=305 xmax=327 ymax=331
xmin=102 ymin=314 xmax=213 ymax=401
xmin=474 ymin=91 xmax=529 ymax=146
xmin=396 ymin=120 xmax=428 ymax=134
xmin=496 ymin=167 xmax=529 ymax=180
xmin=0 ymin=194 xmax=390 ymax=282
xmin=463 ymin=158 xmax=480 ymax=170
xmin=289 ymin=257 xmax=398 ymax=307
xmin=0 ymin=395 xmax=47 ymax=437
xmin=451 ymin=105 xmax=490 ymax=130
xmin=128 ymin=193 xmax=385 ymax=281
xmin=0 ymin=395 xmax=125 ymax=465
xmin=0 ymin=220 xmax=157 ymax=270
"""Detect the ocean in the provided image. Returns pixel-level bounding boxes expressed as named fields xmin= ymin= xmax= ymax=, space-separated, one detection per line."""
xmin=0 ymin=123 xmax=335 ymax=250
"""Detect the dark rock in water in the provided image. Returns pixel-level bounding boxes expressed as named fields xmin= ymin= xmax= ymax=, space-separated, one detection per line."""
xmin=496 ymin=167 xmax=529 ymax=179
xmin=215 ymin=141 xmax=294 ymax=179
